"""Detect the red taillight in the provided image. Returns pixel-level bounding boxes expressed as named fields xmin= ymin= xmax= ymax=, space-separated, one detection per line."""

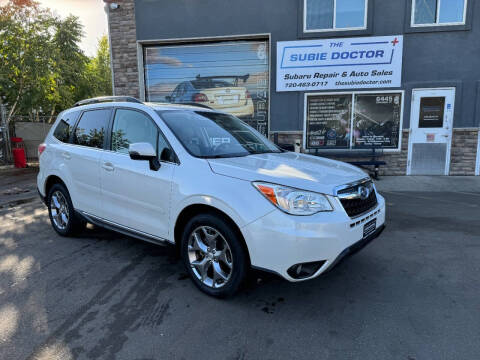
xmin=38 ymin=143 xmax=46 ymax=157
xmin=246 ymin=90 xmax=251 ymax=99
xmin=192 ymin=93 xmax=208 ymax=102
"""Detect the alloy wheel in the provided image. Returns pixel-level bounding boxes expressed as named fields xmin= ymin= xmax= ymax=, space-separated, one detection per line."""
xmin=50 ymin=190 xmax=69 ymax=230
xmin=187 ymin=226 xmax=233 ymax=288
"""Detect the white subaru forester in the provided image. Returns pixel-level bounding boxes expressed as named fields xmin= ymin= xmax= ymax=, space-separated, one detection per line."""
xmin=37 ymin=97 xmax=386 ymax=297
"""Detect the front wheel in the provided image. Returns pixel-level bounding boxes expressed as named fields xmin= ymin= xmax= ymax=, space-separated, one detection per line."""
xmin=181 ymin=213 xmax=248 ymax=297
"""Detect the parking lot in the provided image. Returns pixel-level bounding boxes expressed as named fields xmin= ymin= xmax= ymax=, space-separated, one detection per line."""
xmin=1 ymin=168 xmax=479 ymax=360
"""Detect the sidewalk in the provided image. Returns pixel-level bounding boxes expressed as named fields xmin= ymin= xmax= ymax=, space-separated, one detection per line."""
xmin=375 ymin=176 xmax=480 ymax=192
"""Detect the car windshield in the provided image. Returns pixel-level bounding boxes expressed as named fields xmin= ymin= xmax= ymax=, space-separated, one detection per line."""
xmin=158 ymin=110 xmax=282 ymax=158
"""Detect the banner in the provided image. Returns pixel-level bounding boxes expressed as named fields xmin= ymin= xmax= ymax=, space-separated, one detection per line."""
xmin=143 ymin=40 xmax=269 ymax=135
xmin=277 ymin=35 xmax=403 ymax=92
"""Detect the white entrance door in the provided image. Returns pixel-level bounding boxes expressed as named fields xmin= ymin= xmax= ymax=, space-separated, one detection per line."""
xmin=407 ymin=88 xmax=455 ymax=175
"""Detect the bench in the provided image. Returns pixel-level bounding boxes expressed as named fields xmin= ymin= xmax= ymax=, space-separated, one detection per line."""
xmin=313 ymin=147 xmax=386 ymax=179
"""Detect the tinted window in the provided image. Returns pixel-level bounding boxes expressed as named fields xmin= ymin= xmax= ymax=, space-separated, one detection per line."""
xmin=111 ymin=109 xmax=158 ymax=154
xmin=73 ymin=109 xmax=110 ymax=148
xmin=53 ymin=111 xmax=79 ymax=143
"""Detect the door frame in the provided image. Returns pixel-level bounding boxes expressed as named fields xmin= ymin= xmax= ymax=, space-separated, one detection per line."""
xmin=407 ymin=87 xmax=456 ymax=175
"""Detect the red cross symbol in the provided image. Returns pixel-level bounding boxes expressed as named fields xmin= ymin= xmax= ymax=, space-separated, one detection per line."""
xmin=391 ymin=37 xmax=399 ymax=46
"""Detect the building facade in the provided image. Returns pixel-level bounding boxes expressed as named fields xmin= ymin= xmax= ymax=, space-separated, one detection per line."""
xmin=106 ymin=0 xmax=480 ymax=176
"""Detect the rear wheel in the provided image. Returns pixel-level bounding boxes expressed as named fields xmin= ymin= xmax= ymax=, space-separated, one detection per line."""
xmin=47 ymin=183 xmax=84 ymax=236
xmin=181 ymin=213 xmax=248 ymax=297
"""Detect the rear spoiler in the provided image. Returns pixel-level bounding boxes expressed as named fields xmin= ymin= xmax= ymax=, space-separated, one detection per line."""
xmin=195 ymin=74 xmax=250 ymax=83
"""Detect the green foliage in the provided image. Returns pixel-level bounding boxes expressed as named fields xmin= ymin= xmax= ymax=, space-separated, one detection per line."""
xmin=0 ymin=0 xmax=112 ymax=122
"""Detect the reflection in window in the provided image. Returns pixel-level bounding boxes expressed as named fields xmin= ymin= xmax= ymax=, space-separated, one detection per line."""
xmin=305 ymin=0 xmax=367 ymax=31
xmin=53 ymin=113 xmax=78 ymax=143
xmin=413 ymin=0 xmax=466 ymax=25
xmin=111 ymin=109 xmax=158 ymax=154
xmin=74 ymin=110 xmax=110 ymax=148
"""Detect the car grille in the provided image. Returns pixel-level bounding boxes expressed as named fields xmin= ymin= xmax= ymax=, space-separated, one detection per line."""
xmin=337 ymin=180 xmax=378 ymax=218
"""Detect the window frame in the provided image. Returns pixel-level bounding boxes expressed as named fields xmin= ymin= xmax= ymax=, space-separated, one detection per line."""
xmin=303 ymin=0 xmax=369 ymax=33
xmin=411 ymin=0 xmax=468 ymax=27
xmin=303 ymin=90 xmax=405 ymax=153
xmin=106 ymin=107 xmax=179 ymax=165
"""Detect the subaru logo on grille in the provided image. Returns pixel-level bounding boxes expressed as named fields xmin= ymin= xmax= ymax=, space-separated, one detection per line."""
xmin=358 ymin=185 xmax=370 ymax=200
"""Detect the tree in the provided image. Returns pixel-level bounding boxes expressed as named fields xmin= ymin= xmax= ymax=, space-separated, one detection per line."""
xmin=85 ymin=35 xmax=113 ymax=98
xmin=0 ymin=0 xmax=56 ymax=121
xmin=0 ymin=0 xmax=113 ymax=123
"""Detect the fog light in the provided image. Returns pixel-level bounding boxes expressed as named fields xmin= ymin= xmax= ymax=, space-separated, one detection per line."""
xmin=287 ymin=261 xmax=326 ymax=279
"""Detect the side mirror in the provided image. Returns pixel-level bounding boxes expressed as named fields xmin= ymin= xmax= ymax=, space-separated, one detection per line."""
xmin=129 ymin=142 xmax=160 ymax=171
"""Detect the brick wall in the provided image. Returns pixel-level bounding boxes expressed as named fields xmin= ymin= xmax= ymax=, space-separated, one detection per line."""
xmin=450 ymin=129 xmax=479 ymax=176
xmin=107 ymin=0 xmax=139 ymax=98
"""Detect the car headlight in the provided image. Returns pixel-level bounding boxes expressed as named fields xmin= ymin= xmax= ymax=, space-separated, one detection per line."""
xmin=252 ymin=182 xmax=333 ymax=216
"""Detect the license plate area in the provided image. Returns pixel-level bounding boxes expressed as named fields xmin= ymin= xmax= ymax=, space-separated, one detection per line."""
xmin=216 ymin=95 xmax=239 ymax=105
xmin=363 ymin=219 xmax=377 ymax=238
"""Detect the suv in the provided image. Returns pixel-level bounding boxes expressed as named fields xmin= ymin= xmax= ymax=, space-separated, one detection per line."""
xmin=37 ymin=97 xmax=385 ymax=297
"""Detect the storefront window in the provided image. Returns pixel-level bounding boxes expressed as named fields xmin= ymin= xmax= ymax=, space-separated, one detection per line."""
xmin=143 ymin=40 xmax=269 ymax=136
xmin=305 ymin=0 xmax=367 ymax=32
xmin=305 ymin=92 xmax=403 ymax=150
xmin=353 ymin=93 xmax=402 ymax=148
xmin=412 ymin=0 xmax=467 ymax=26
xmin=305 ymin=94 xmax=351 ymax=149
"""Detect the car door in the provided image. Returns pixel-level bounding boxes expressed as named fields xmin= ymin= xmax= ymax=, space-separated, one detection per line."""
xmin=67 ymin=108 xmax=111 ymax=215
xmin=100 ymin=108 xmax=176 ymax=240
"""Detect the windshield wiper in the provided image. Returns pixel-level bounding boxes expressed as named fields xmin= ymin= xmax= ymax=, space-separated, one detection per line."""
xmin=201 ymin=153 xmax=249 ymax=159
xmin=248 ymin=150 xmax=282 ymax=155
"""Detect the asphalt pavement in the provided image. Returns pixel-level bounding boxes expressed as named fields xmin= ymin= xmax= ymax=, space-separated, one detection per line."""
xmin=0 ymin=168 xmax=479 ymax=360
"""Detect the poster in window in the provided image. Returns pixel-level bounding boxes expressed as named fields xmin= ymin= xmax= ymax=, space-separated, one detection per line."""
xmin=305 ymin=95 xmax=351 ymax=149
xmin=353 ymin=93 xmax=402 ymax=148
xmin=143 ymin=40 xmax=269 ymax=135
xmin=418 ymin=97 xmax=445 ymax=128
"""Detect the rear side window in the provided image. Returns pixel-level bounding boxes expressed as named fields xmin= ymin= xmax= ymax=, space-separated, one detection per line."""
xmin=73 ymin=109 xmax=111 ymax=149
xmin=53 ymin=112 xmax=79 ymax=143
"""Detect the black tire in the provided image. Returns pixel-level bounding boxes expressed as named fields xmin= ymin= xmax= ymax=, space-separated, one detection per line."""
xmin=47 ymin=183 xmax=85 ymax=236
xmin=180 ymin=213 xmax=248 ymax=298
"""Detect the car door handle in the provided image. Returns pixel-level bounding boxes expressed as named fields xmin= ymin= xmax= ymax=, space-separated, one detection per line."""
xmin=62 ymin=152 xmax=71 ymax=160
xmin=102 ymin=162 xmax=114 ymax=172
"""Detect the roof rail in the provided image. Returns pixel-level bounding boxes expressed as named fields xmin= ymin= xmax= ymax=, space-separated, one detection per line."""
xmin=73 ymin=96 xmax=143 ymax=107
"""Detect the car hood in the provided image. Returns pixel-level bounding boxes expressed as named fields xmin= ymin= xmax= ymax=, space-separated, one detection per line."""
xmin=207 ymin=152 xmax=368 ymax=195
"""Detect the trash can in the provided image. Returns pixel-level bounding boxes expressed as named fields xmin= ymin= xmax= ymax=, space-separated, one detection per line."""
xmin=11 ymin=137 xmax=27 ymax=168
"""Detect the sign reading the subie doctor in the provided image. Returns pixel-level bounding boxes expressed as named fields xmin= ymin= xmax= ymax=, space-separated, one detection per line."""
xmin=277 ymin=36 xmax=403 ymax=92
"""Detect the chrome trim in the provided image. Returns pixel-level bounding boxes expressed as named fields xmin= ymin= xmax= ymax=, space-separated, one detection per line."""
xmin=333 ymin=177 xmax=371 ymax=198
xmin=79 ymin=211 xmax=173 ymax=246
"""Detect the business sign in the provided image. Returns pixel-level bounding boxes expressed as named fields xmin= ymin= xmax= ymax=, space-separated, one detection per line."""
xmin=277 ymin=35 xmax=403 ymax=92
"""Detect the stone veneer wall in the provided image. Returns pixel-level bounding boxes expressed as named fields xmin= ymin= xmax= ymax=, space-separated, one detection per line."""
xmin=450 ymin=129 xmax=479 ymax=176
xmin=107 ymin=0 xmax=139 ymax=98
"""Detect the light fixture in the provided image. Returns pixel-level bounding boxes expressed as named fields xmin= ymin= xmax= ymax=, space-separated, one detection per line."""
xmin=103 ymin=0 xmax=120 ymax=10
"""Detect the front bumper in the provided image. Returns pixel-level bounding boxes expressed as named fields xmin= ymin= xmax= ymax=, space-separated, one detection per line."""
xmin=242 ymin=194 xmax=386 ymax=282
